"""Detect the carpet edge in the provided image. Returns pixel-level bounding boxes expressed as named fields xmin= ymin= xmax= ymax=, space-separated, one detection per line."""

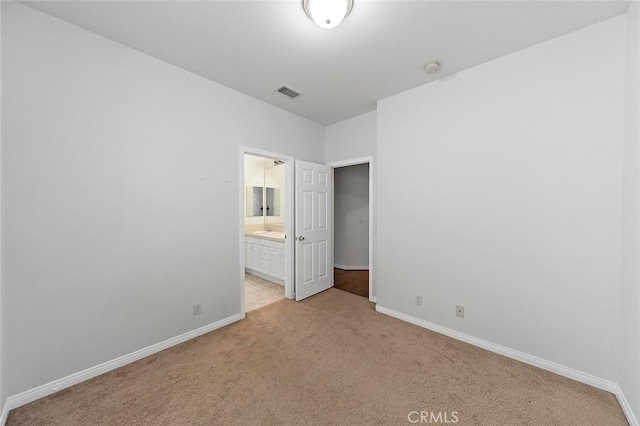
xmin=3 ymin=313 xmax=243 ymax=418
xmin=375 ymin=305 xmax=636 ymax=424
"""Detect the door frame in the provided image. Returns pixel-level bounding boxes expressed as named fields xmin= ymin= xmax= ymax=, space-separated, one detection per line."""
xmin=328 ymin=156 xmax=375 ymax=302
xmin=239 ymin=147 xmax=295 ymax=318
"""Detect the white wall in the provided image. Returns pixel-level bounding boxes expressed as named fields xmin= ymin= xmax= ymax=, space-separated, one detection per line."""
xmin=326 ymin=111 xmax=376 ymax=165
xmin=0 ymin=0 xmax=4 ymax=417
xmin=2 ymin=1 xmax=324 ymax=396
xmin=377 ymin=16 xmax=626 ymax=382
xmin=3 ymin=1 xmax=637 ymax=419
xmin=244 ymin=155 xmax=265 ymax=188
xmin=334 ymin=164 xmax=369 ymax=270
xmin=620 ymin=0 xmax=640 ymax=420
xmin=326 ymin=111 xmax=376 ymax=297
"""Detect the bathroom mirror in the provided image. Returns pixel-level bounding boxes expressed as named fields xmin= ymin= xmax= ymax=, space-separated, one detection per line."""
xmin=244 ymin=154 xmax=285 ymax=220
xmin=265 ymin=187 xmax=280 ymax=216
xmin=246 ymin=186 xmax=281 ymax=217
xmin=246 ymin=186 xmax=264 ymax=217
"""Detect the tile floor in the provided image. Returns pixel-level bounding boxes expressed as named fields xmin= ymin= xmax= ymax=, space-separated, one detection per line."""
xmin=245 ymin=273 xmax=285 ymax=311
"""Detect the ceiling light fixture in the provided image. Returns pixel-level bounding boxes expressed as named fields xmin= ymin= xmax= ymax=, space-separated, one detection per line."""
xmin=303 ymin=0 xmax=354 ymax=29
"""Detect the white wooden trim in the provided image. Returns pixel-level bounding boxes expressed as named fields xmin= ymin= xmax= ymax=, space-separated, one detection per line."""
xmin=329 ymin=156 xmax=374 ymax=302
xmin=327 ymin=157 xmax=372 ymax=168
xmin=2 ymin=307 xmax=635 ymax=425
xmin=614 ymin=384 xmax=639 ymax=426
xmin=238 ymin=148 xmax=247 ymax=318
xmin=367 ymin=158 xmax=374 ymax=303
xmin=376 ymin=304 xmax=637 ymax=425
xmin=375 ymin=305 xmax=618 ymax=392
xmin=284 ymin=159 xmax=295 ymax=300
xmin=0 ymin=403 xmax=8 ymax=426
xmin=4 ymin=314 xmax=242 ymax=412
xmin=330 ymin=168 xmax=336 ymax=291
xmin=0 ymin=0 xmax=4 ymax=416
xmin=334 ymin=264 xmax=369 ymax=271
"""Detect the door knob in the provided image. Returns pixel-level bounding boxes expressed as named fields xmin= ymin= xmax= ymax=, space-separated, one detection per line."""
xmin=297 ymin=236 xmax=305 ymax=241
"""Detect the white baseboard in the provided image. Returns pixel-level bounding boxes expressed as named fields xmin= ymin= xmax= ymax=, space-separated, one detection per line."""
xmin=614 ymin=384 xmax=639 ymax=426
xmin=4 ymin=313 xmax=242 ymax=415
xmin=3 ymin=307 xmax=636 ymax=426
xmin=375 ymin=305 xmax=616 ymax=392
xmin=0 ymin=402 xmax=9 ymax=426
xmin=374 ymin=305 xmax=639 ymax=423
xmin=369 ymin=296 xmax=377 ymax=303
xmin=334 ymin=264 xmax=369 ymax=271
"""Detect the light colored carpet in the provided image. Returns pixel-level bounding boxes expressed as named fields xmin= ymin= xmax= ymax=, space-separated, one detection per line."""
xmin=7 ymin=289 xmax=626 ymax=425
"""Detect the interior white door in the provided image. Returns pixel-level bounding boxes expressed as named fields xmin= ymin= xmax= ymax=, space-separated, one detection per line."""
xmin=295 ymin=160 xmax=332 ymax=301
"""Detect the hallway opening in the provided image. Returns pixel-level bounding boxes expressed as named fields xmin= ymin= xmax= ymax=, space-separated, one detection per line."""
xmin=332 ymin=162 xmax=370 ymax=299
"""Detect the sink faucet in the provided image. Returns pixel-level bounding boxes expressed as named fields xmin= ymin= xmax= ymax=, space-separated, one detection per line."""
xmin=265 ymin=226 xmax=272 ymax=232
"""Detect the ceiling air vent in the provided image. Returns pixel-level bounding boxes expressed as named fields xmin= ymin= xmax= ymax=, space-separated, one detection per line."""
xmin=275 ymin=85 xmax=302 ymax=99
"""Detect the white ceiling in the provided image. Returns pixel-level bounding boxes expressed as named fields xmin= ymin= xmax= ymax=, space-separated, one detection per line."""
xmin=22 ymin=0 xmax=630 ymax=125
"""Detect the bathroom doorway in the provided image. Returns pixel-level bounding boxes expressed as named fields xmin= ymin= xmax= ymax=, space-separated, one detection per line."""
xmin=330 ymin=158 xmax=373 ymax=301
xmin=240 ymin=149 xmax=294 ymax=315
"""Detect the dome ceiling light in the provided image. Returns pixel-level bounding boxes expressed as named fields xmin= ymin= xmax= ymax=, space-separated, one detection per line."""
xmin=303 ymin=0 xmax=354 ymax=29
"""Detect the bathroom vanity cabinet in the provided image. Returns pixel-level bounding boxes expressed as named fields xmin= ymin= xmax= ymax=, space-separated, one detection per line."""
xmin=245 ymin=235 xmax=285 ymax=285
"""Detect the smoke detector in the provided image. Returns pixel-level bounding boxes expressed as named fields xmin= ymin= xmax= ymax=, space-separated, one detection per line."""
xmin=424 ymin=62 xmax=441 ymax=75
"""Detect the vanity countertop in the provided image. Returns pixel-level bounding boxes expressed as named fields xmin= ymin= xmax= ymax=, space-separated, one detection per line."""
xmin=245 ymin=231 xmax=286 ymax=242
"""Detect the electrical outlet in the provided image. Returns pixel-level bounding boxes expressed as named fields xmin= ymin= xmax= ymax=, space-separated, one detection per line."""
xmin=456 ymin=305 xmax=465 ymax=318
xmin=193 ymin=302 xmax=202 ymax=316
xmin=415 ymin=295 xmax=423 ymax=306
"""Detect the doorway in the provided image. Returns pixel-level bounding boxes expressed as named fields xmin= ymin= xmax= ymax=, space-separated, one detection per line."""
xmin=240 ymin=148 xmax=294 ymax=316
xmin=330 ymin=158 xmax=373 ymax=300
xmin=242 ymin=151 xmax=375 ymax=314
